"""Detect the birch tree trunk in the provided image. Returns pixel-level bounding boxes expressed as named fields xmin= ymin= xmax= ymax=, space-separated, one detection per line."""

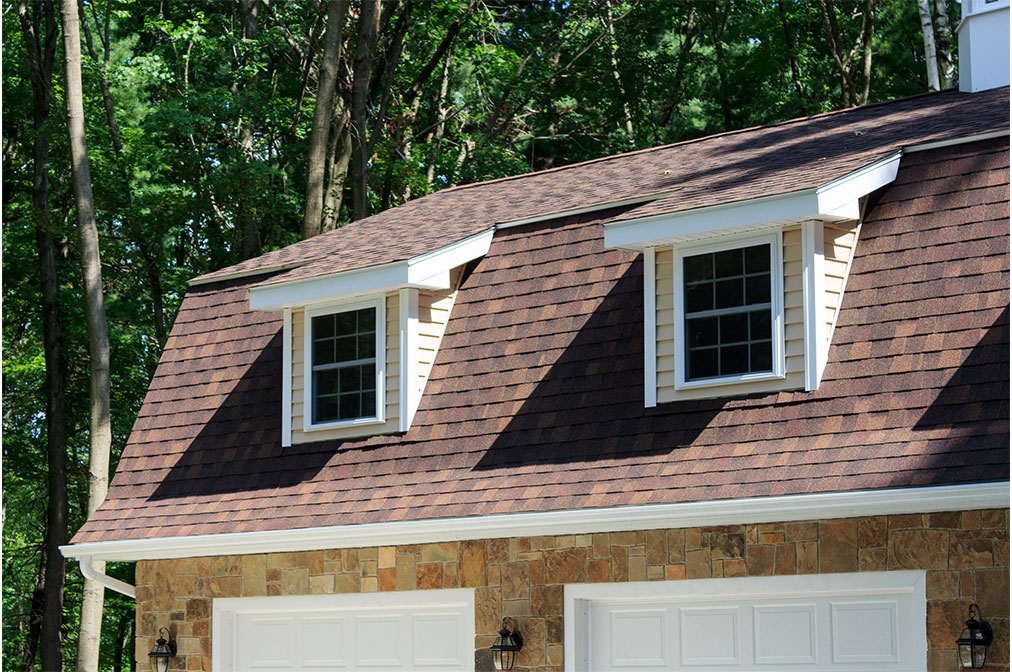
xmin=916 ymin=0 xmax=941 ymax=91
xmin=302 ymin=0 xmax=349 ymax=239
xmin=60 ymin=1 xmax=113 ymax=669
xmin=19 ymin=1 xmax=68 ymax=668
xmin=933 ymin=0 xmax=956 ymax=89
xmin=350 ymin=0 xmax=382 ymax=221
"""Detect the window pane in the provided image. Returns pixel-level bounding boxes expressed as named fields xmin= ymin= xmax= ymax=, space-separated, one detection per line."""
xmin=335 ymin=311 xmax=356 ymax=335
xmin=745 ymin=273 xmax=771 ymax=305
xmin=315 ymin=369 xmax=339 ymax=396
xmin=744 ymin=244 xmax=770 ymax=274
xmin=361 ymin=363 xmax=376 ymax=392
xmin=687 ymin=316 xmax=718 ymax=347
xmin=338 ymin=393 xmax=361 ymax=420
xmin=357 ymin=307 xmax=376 ymax=332
xmin=688 ymin=348 xmax=718 ymax=379
xmin=719 ymin=313 xmax=748 ymax=344
xmin=334 ymin=336 xmax=356 ymax=363
xmin=714 ymin=249 xmax=742 ymax=279
xmin=720 ymin=344 xmax=749 ymax=375
xmin=339 ymin=366 xmax=361 ymax=393
xmin=715 ymin=278 xmax=744 ymax=309
xmin=313 ymin=314 xmax=335 ymax=340
xmin=685 ymin=282 xmax=713 ymax=313
xmin=358 ymin=331 xmax=376 ymax=359
xmin=361 ymin=390 xmax=376 ymax=417
xmin=315 ymin=394 xmax=338 ymax=424
xmin=313 ymin=337 xmax=335 ymax=366
xmin=749 ymin=310 xmax=771 ymax=340
xmin=684 ymin=254 xmax=712 ymax=282
xmin=751 ymin=341 xmax=773 ymax=371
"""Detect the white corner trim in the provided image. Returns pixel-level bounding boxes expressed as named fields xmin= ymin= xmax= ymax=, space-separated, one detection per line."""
xmin=643 ymin=247 xmax=657 ymax=408
xmin=603 ymin=153 xmax=900 ymax=252
xmin=59 ymin=482 xmax=1009 ymax=563
xmin=281 ymin=308 xmax=292 ymax=447
xmin=79 ymin=555 xmax=135 ymax=598
xmin=904 ymin=128 xmax=1010 ymax=153
xmin=398 ymin=288 xmax=420 ymax=432
xmin=801 ymin=220 xmax=826 ymax=391
xmin=248 ymin=229 xmax=493 ymax=312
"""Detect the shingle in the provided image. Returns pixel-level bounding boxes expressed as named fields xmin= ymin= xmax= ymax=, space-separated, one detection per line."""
xmin=70 ymin=131 xmax=1009 ymax=545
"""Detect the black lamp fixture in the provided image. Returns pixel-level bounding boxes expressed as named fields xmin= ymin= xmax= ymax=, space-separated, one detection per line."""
xmin=148 ymin=627 xmax=177 ymax=672
xmin=490 ymin=617 xmax=523 ymax=671
xmin=956 ymin=603 xmax=993 ymax=669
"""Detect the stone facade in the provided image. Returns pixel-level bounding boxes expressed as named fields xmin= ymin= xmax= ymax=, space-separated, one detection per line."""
xmin=135 ymin=508 xmax=1009 ymax=671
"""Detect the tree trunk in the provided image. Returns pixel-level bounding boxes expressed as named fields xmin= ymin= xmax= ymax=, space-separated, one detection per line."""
xmin=916 ymin=0 xmax=940 ymax=91
xmin=425 ymin=52 xmax=452 ymax=188
xmin=350 ymin=0 xmax=382 ymax=221
xmin=322 ymin=105 xmax=352 ymax=232
xmin=18 ymin=1 xmax=68 ymax=668
xmin=303 ymin=0 xmax=349 ymax=239
xmin=933 ymin=0 xmax=955 ymax=89
xmin=709 ymin=6 xmax=733 ymax=130
xmin=238 ymin=0 xmax=263 ymax=259
xmin=816 ymin=0 xmax=858 ymax=106
xmin=60 ymin=1 xmax=113 ymax=670
xmin=602 ymin=0 xmax=634 ymax=139
xmin=777 ymin=0 xmax=806 ymax=104
xmin=857 ymin=0 xmax=875 ymax=105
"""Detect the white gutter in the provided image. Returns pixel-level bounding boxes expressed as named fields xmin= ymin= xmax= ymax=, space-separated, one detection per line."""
xmin=79 ymin=555 xmax=136 ymax=598
xmin=61 ymin=482 xmax=1008 ymax=563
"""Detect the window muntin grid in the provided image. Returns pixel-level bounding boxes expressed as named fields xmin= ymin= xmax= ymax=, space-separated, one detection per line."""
xmin=683 ymin=243 xmax=774 ymax=380
xmin=311 ymin=307 xmax=377 ymax=423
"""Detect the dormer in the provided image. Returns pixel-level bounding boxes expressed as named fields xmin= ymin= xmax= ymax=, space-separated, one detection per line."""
xmin=249 ymin=230 xmax=493 ymax=445
xmin=603 ymin=153 xmax=902 ymax=406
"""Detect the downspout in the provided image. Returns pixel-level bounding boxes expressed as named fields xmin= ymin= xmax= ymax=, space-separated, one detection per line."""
xmin=78 ymin=555 xmax=136 ymax=598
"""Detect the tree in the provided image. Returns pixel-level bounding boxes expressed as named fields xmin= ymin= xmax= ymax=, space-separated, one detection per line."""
xmin=58 ymin=0 xmax=113 ymax=668
xmin=916 ymin=0 xmax=941 ymax=91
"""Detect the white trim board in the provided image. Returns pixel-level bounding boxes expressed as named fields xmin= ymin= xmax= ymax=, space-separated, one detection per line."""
xmin=60 ymin=482 xmax=1009 ymax=563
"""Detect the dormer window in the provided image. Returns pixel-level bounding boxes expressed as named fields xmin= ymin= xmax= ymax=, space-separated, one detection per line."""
xmin=675 ymin=235 xmax=784 ymax=388
xmin=309 ymin=302 xmax=384 ymax=426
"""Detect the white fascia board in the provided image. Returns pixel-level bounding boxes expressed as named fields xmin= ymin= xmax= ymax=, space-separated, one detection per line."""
xmin=249 ymin=229 xmax=493 ymax=312
xmin=59 ymin=482 xmax=1009 ymax=563
xmin=604 ymin=153 xmax=902 ymax=251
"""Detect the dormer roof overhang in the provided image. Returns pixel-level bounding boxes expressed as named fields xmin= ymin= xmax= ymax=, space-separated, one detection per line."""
xmin=603 ymin=151 xmax=902 ymax=251
xmin=249 ymin=228 xmax=494 ymax=311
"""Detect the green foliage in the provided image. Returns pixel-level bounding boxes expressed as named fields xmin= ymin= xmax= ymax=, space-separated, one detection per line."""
xmin=2 ymin=0 xmax=961 ymax=668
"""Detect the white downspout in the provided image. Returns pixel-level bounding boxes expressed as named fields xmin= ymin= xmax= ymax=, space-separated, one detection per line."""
xmin=78 ymin=555 xmax=136 ymax=598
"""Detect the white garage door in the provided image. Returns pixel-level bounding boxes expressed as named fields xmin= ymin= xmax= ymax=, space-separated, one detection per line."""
xmin=566 ymin=571 xmax=926 ymax=671
xmin=212 ymin=589 xmax=474 ymax=671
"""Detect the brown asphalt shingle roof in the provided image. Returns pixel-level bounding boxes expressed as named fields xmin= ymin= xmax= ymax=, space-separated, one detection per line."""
xmin=72 ymin=135 xmax=1010 ymax=544
xmin=193 ymin=87 xmax=1009 ymax=288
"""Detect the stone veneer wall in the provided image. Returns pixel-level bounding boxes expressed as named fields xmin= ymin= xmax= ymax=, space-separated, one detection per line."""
xmin=134 ymin=509 xmax=1009 ymax=671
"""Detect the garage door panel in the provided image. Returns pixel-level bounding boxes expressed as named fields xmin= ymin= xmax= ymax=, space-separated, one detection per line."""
xmin=571 ymin=571 xmax=926 ymax=671
xmin=412 ymin=613 xmax=465 ymax=667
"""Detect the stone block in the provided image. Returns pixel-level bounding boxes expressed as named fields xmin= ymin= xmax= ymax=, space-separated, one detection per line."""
xmin=343 ymin=549 xmax=359 ymax=573
xmin=324 ymin=549 xmax=342 ymax=562
xmin=378 ymin=546 xmax=396 ymax=569
xmin=529 ymin=560 xmax=543 ymax=586
xmin=724 ymin=558 xmax=747 ymax=577
xmin=185 ymin=599 xmax=210 ymax=620
xmin=489 ymin=538 xmax=509 ymax=564
xmin=961 ymin=570 xmax=974 ymax=597
xmin=775 ymin=544 xmax=797 ymax=575
xmin=665 ymin=564 xmax=686 ymax=580
xmin=819 ymin=519 xmax=858 ymax=573
xmin=335 ymin=573 xmax=359 ymax=593
xmin=927 ymin=599 xmax=971 ymax=649
xmin=461 ymin=540 xmax=488 ymax=587
xmin=197 ymin=557 xmax=212 ymax=578
xmin=648 ymin=565 xmax=665 ymax=580
xmin=555 ymin=535 xmax=576 ymax=549
xmin=974 ymin=568 xmax=1010 ymax=617
xmin=266 ymin=569 xmax=280 ymax=582
xmin=629 ymin=544 xmax=645 ymax=557
xmin=686 ymin=548 xmax=711 ymax=579
xmin=747 ymin=545 xmax=775 ymax=576
xmin=475 ymin=587 xmax=501 ymax=634
xmin=927 ymin=512 xmax=962 ymax=529
xmin=798 ymin=541 xmax=818 ymax=574
xmin=266 ymin=552 xmax=305 ymax=570
xmin=361 ymin=576 xmax=378 ymax=593
xmin=611 ymin=531 xmax=637 ymax=546
xmin=949 ymin=540 xmax=994 ymax=569
xmin=628 ymin=556 xmax=647 ymax=582
xmin=858 ymin=516 xmax=887 ymax=548
xmin=358 ymin=547 xmax=377 ymax=562
xmin=153 ymin=561 xmax=176 ymax=611
xmin=309 ymin=550 xmax=324 ymax=575
xmin=417 ymin=563 xmax=443 ymax=590
xmin=785 ymin=521 xmax=818 ymax=542
xmin=396 ymin=554 xmax=417 ymax=591
xmin=501 ymin=599 xmax=529 ymax=617
xmin=280 ymin=569 xmax=309 ymax=595
xmin=421 ymin=542 xmax=458 ymax=563
xmin=988 ymin=617 xmax=1010 ymax=667
xmin=378 ymin=568 xmax=395 ymax=591
xmin=200 ymin=577 xmax=240 ymax=598
xmin=543 ymin=548 xmax=587 ymax=584
xmin=488 ymin=565 xmax=501 ymax=587
xmin=546 ymin=616 xmax=563 ymax=644
xmin=745 ymin=525 xmax=758 ymax=545
xmin=268 ymin=583 xmax=281 ymax=596
xmin=887 ymin=529 xmax=948 ymax=570
xmin=888 ymin=514 xmax=924 ymax=530
xmin=667 ymin=529 xmax=685 ymax=563
xmin=575 ymin=534 xmax=593 ymax=548
xmin=709 ymin=532 xmax=745 ymax=559
xmin=859 ymin=548 xmax=887 ymax=572
xmin=611 ymin=546 xmax=628 ymax=582
xmin=515 ymin=618 xmax=545 ymax=668
xmin=241 ymin=555 xmax=267 ymax=597
xmin=926 ymin=571 xmax=960 ymax=599
xmin=531 ymin=536 xmax=554 ymax=550
xmin=309 ymin=574 xmax=334 ymax=594
xmin=710 ymin=560 xmax=723 ymax=578
xmin=547 ymin=643 xmax=563 ymax=667
xmin=192 ymin=620 xmax=209 ymax=637
xmin=982 ymin=509 xmax=1006 ymax=529
xmin=588 ymin=559 xmax=610 ymax=583
xmin=646 ymin=530 xmax=667 ymax=565
xmin=996 ymin=541 xmax=1010 ymax=567
xmin=174 ymin=573 xmax=199 ymax=598
xmin=686 ymin=527 xmax=702 ymax=550
xmin=592 ymin=533 xmax=610 ymax=558
xmin=500 ymin=562 xmax=530 ymax=599
xmin=759 ymin=532 xmax=785 ymax=544
xmin=961 ymin=510 xmax=982 ymax=530
xmin=531 ymin=585 xmax=563 ymax=617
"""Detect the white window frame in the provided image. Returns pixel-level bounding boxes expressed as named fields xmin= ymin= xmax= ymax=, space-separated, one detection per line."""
xmin=302 ymin=296 xmax=386 ymax=431
xmin=673 ymin=231 xmax=786 ymax=390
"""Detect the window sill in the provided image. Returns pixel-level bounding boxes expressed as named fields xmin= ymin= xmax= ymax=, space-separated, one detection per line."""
xmin=675 ymin=370 xmax=785 ymax=391
xmin=302 ymin=416 xmax=385 ymax=433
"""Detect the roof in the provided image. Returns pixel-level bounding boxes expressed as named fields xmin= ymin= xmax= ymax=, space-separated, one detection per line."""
xmin=192 ymin=87 xmax=1009 ymax=288
xmin=72 ymin=135 xmax=1010 ymax=544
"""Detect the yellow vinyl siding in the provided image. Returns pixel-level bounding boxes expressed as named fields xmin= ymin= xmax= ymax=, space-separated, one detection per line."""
xmin=417 ymin=266 xmax=462 ymax=396
xmin=291 ymin=293 xmax=400 ymax=443
xmin=655 ymin=226 xmax=805 ymax=403
xmin=824 ymin=220 xmax=861 ymax=337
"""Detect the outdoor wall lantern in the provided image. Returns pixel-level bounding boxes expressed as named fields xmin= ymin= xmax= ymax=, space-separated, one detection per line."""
xmin=490 ymin=617 xmax=523 ymax=670
xmin=148 ymin=627 xmax=177 ymax=672
xmin=956 ymin=603 xmax=993 ymax=669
